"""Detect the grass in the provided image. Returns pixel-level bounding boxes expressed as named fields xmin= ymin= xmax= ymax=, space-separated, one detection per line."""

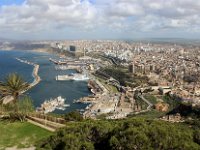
xmin=144 ymin=94 xmax=158 ymax=105
xmin=109 ymin=85 xmax=118 ymax=93
xmin=95 ymin=76 xmax=119 ymax=94
xmin=128 ymin=110 xmax=166 ymax=119
xmin=0 ymin=121 xmax=53 ymax=149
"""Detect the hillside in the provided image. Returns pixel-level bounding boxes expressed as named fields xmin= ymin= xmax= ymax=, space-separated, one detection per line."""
xmin=36 ymin=117 xmax=200 ymax=150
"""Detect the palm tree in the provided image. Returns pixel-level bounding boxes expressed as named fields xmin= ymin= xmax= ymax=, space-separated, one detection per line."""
xmin=0 ymin=73 xmax=29 ymax=103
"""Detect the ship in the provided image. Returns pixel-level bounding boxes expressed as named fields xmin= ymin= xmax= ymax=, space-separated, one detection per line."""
xmin=55 ymin=65 xmax=69 ymax=70
xmin=36 ymin=96 xmax=70 ymax=114
xmin=73 ymin=74 xmax=89 ymax=81
xmin=56 ymin=73 xmax=89 ymax=81
xmin=56 ymin=75 xmax=71 ymax=81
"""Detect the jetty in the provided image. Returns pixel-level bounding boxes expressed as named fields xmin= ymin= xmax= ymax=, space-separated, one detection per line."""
xmin=16 ymin=58 xmax=41 ymax=93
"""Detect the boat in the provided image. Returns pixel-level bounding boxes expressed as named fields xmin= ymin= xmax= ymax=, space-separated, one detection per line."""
xmin=56 ymin=73 xmax=89 ymax=81
xmin=63 ymin=104 xmax=70 ymax=107
xmin=79 ymin=109 xmax=85 ymax=112
xmin=55 ymin=65 xmax=69 ymax=70
xmin=73 ymin=74 xmax=89 ymax=81
xmin=56 ymin=75 xmax=71 ymax=81
xmin=56 ymin=106 xmax=66 ymax=110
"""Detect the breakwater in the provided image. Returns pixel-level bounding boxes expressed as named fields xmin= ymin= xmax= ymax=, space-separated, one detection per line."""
xmin=16 ymin=58 xmax=41 ymax=93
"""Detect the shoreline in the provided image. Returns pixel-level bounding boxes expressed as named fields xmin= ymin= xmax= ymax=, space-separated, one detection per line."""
xmin=16 ymin=58 xmax=41 ymax=93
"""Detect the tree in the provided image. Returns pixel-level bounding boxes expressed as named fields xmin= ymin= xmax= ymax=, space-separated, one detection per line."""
xmin=17 ymin=96 xmax=34 ymax=114
xmin=65 ymin=110 xmax=83 ymax=122
xmin=0 ymin=73 xmax=29 ymax=103
xmin=36 ymin=118 xmax=200 ymax=150
xmin=194 ymin=130 xmax=200 ymax=145
xmin=2 ymin=96 xmax=34 ymax=122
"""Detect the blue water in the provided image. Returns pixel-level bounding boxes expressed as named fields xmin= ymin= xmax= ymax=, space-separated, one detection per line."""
xmin=0 ymin=50 xmax=90 ymax=114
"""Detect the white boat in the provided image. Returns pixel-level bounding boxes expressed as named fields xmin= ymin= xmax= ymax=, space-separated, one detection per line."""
xmin=55 ymin=65 xmax=68 ymax=70
xmin=73 ymin=74 xmax=89 ymax=81
xmin=63 ymin=104 xmax=70 ymax=107
xmin=56 ymin=75 xmax=71 ymax=81
xmin=56 ymin=74 xmax=89 ymax=81
xmin=56 ymin=107 xmax=66 ymax=110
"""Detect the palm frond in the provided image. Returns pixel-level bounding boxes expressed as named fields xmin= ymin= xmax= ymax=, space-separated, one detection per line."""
xmin=0 ymin=73 xmax=30 ymax=101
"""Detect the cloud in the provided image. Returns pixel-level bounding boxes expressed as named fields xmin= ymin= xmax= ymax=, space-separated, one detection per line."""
xmin=0 ymin=0 xmax=200 ymax=39
xmin=0 ymin=0 xmax=97 ymax=32
xmin=101 ymin=0 xmax=200 ymax=32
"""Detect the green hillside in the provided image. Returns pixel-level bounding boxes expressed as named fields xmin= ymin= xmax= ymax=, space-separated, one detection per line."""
xmin=36 ymin=118 xmax=200 ymax=150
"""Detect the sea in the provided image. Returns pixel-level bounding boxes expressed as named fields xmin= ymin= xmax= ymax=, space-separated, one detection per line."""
xmin=0 ymin=50 xmax=90 ymax=114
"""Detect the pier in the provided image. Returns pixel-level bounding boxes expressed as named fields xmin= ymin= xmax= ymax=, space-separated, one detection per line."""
xmin=30 ymin=64 xmax=41 ymax=88
xmin=16 ymin=58 xmax=41 ymax=93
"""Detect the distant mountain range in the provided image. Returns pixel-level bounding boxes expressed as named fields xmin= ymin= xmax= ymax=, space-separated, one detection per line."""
xmin=0 ymin=40 xmax=50 ymax=51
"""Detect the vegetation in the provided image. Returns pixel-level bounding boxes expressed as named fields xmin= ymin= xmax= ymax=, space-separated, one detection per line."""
xmin=0 ymin=73 xmax=33 ymax=121
xmin=162 ymin=94 xmax=181 ymax=110
xmin=96 ymin=76 xmax=119 ymax=93
xmin=135 ymin=96 xmax=148 ymax=110
xmin=128 ymin=110 xmax=166 ymax=119
xmin=144 ymin=94 xmax=158 ymax=105
xmin=0 ymin=73 xmax=199 ymax=150
xmin=133 ymin=90 xmax=148 ymax=110
xmin=64 ymin=110 xmax=83 ymax=122
xmin=183 ymin=74 xmax=199 ymax=83
xmin=97 ymin=67 xmax=149 ymax=87
xmin=1 ymin=96 xmax=34 ymax=121
xmin=36 ymin=118 xmax=200 ymax=150
xmin=184 ymin=119 xmax=200 ymax=145
xmin=167 ymin=103 xmax=200 ymax=118
xmin=101 ymin=67 xmax=130 ymax=86
xmin=17 ymin=96 xmax=34 ymax=113
xmin=0 ymin=121 xmax=52 ymax=149
xmin=0 ymin=73 xmax=29 ymax=103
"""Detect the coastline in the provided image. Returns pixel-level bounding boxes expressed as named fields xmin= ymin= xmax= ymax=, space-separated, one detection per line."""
xmin=31 ymin=48 xmax=51 ymax=54
xmin=0 ymin=48 xmax=51 ymax=54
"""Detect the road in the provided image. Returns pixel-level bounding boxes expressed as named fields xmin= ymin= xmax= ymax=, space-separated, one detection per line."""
xmin=138 ymin=95 xmax=153 ymax=110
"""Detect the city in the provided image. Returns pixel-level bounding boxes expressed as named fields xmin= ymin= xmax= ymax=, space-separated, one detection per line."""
xmin=0 ymin=0 xmax=200 ymax=149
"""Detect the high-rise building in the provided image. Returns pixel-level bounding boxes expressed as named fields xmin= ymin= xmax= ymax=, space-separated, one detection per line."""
xmin=69 ymin=45 xmax=76 ymax=52
xmin=129 ymin=63 xmax=135 ymax=74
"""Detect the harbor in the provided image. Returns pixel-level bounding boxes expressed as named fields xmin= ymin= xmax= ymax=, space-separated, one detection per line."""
xmin=52 ymin=57 xmax=93 ymax=82
xmin=23 ymin=52 xmax=91 ymax=114
xmin=1 ymin=51 xmax=97 ymax=114
xmin=16 ymin=55 xmax=121 ymax=117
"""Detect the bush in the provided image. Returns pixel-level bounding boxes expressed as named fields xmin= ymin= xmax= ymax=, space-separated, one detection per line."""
xmin=183 ymin=74 xmax=199 ymax=83
xmin=64 ymin=111 xmax=83 ymax=122
xmin=36 ymin=118 xmax=200 ymax=150
xmin=194 ymin=130 xmax=200 ymax=145
xmin=1 ymin=96 xmax=34 ymax=122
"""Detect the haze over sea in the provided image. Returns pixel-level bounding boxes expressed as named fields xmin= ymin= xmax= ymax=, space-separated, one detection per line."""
xmin=0 ymin=50 xmax=90 ymax=114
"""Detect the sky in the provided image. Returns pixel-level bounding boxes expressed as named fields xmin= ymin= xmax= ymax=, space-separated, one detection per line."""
xmin=0 ymin=0 xmax=200 ymax=40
